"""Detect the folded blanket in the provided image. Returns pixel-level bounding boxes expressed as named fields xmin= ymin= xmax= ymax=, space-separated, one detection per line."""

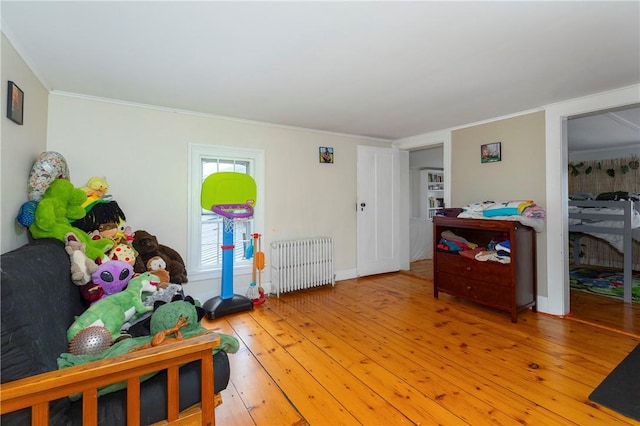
xmin=475 ymin=250 xmax=511 ymax=264
xmin=440 ymin=230 xmax=478 ymax=250
xmin=483 ymin=200 xmax=534 ymax=217
xmin=458 ymin=247 xmax=487 ymax=260
xmin=495 ymin=240 xmax=511 ymax=253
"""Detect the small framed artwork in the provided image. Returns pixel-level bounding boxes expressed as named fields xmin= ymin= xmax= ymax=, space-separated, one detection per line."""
xmin=319 ymin=146 xmax=334 ymax=163
xmin=7 ymin=81 xmax=24 ymax=125
xmin=481 ymin=142 xmax=501 ymax=163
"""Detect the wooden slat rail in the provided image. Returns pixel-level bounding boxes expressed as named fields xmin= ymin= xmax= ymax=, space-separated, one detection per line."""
xmin=0 ymin=332 xmax=220 ymax=426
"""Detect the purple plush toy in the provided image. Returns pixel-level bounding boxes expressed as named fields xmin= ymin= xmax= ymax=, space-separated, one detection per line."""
xmin=90 ymin=260 xmax=134 ymax=303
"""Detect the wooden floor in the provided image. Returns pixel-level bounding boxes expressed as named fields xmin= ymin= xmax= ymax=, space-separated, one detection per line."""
xmin=204 ymin=269 xmax=639 ymax=425
xmin=408 ymin=259 xmax=640 ymax=337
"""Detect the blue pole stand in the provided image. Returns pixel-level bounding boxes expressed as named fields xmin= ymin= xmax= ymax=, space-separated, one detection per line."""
xmin=220 ymin=224 xmax=234 ymax=300
xmin=202 ymin=217 xmax=254 ymax=319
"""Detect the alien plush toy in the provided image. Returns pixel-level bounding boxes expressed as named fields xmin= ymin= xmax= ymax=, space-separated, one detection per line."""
xmin=80 ymin=260 xmax=134 ymax=305
xmin=28 ymin=178 xmax=113 ymax=262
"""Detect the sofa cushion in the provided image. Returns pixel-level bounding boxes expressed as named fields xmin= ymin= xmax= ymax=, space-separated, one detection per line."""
xmin=1 ymin=238 xmax=86 ymax=424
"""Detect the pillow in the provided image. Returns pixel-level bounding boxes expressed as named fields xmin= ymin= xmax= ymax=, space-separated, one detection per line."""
xmin=483 ymin=200 xmax=533 ymax=217
xmin=569 ymin=193 xmax=595 ymax=201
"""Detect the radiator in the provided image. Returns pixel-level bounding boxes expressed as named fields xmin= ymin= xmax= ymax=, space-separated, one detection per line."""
xmin=270 ymin=237 xmax=335 ymax=297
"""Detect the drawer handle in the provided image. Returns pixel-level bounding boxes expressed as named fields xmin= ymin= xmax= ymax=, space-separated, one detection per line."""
xmin=466 ymin=286 xmax=471 ymax=290
xmin=466 ymin=267 xmax=471 ymax=271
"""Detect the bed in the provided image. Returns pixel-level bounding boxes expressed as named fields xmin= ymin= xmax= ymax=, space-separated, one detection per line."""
xmin=568 ymin=199 xmax=640 ymax=303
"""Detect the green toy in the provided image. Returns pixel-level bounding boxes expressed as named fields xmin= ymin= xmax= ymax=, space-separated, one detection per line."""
xmin=28 ymin=178 xmax=113 ymax=261
xmin=67 ymin=271 xmax=158 ymax=343
xmin=59 ymin=300 xmax=240 ymax=401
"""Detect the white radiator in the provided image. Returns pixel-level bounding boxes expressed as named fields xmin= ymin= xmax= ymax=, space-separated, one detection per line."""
xmin=270 ymin=237 xmax=335 ymax=297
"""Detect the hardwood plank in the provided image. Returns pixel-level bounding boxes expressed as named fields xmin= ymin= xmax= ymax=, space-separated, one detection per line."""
xmin=214 ymin=381 xmax=256 ymax=426
xmin=570 ymin=289 xmax=640 ymax=337
xmin=246 ymin=306 xmax=415 ymax=425
xmin=273 ymin=294 xmax=569 ymax=425
xmin=262 ymin=297 xmax=531 ymax=425
xmin=349 ymin=276 xmax=631 ymax=379
xmin=200 ymin=271 xmax=639 ymax=425
xmin=328 ymin=276 xmax=634 ymax=424
xmin=203 ymin=319 xmax=306 ymax=426
xmin=226 ymin=314 xmax=361 ymax=425
xmin=250 ymin=303 xmax=462 ymax=425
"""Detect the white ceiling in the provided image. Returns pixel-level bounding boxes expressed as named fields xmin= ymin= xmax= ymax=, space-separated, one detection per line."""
xmin=567 ymin=105 xmax=640 ymax=151
xmin=2 ymin=1 xmax=639 ymax=147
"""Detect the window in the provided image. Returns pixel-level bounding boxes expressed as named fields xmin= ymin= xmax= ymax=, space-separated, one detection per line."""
xmin=188 ymin=144 xmax=264 ymax=281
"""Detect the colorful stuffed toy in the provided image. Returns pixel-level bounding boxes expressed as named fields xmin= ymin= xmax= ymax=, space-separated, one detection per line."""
xmin=133 ymin=230 xmax=188 ymax=284
xmin=64 ymin=232 xmax=99 ymax=286
xmin=28 ymin=178 xmax=113 ymax=262
xmin=109 ymin=242 xmax=137 ymax=266
xmin=72 ymin=200 xmax=127 ymax=244
xmin=145 ymin=255 xmax=171 ymax=287
xmin=67 ymin=271 xmax=159 ymax=343
xmin=81 ymin=176 xmax=109 ymax=198
xmin=80 ymin=176 xmax=110 ymax=208
xmin=89 ymin=260 xmax=134 ymax=303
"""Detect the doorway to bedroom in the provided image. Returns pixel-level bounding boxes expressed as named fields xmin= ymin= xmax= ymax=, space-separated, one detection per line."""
xmin=566 ymin=104 xmax=640 ymax=336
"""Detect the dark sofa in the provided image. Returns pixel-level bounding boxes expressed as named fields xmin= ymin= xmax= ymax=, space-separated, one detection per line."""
xmin=0 ymin=238 xmax=230 ymax=425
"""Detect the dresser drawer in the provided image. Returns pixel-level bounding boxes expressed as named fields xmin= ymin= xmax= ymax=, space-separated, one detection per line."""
xmin=436 ymin=252 xmax=512 ymax=286
xmin=436 ymin=271 xmax=512 ymax=310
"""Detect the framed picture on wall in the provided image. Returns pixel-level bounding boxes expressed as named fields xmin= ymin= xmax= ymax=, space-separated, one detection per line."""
xmin=7 ymin=81 xmax=24 ymax=125
xmin=481 ymin=142 xmax=501 ymax=163
xmin=319 ymin=146 xmax=334 ymax=163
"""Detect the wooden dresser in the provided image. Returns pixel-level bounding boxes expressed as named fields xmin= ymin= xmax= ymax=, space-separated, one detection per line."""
xmin=433 ymin=217 xmax=537 ymax=323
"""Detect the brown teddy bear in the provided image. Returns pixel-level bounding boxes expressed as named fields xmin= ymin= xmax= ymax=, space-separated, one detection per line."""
xmin=132 ymin=230 xmax=188 ymax=284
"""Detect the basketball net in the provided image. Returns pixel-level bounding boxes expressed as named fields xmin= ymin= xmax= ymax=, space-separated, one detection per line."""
xmin=223 ymin=215 xmax=250 ymax=234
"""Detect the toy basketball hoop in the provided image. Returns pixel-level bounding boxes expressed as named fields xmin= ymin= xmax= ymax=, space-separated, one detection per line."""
xmin=212 ymin=204 xmax=254 ymax=234
xmin=201 ymin=172 xmax=256 ymax=213
xmin=212 ymin=204 xmax=254 ymax=219
xmin=200 ymin=172 xmax=257 ymax=319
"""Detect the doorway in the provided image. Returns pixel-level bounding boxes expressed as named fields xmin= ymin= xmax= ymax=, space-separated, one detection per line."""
xmin=408 ymin=145 xmax=444 ymax=271
xmin=566 ymin=104 xmax=640 ymax=335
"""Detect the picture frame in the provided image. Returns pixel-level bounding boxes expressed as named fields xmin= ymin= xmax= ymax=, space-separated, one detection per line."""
xmin=7 ymin=81 xmax=24 ymax=125
xmin=481 ymin=142 xmax=501 ymax=163
xmin=319 ymin=146 xmax=334 ymax=163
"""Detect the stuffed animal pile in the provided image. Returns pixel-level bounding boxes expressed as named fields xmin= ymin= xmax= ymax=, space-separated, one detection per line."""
xmin=18 ymin=153 xmax=192 ymax=355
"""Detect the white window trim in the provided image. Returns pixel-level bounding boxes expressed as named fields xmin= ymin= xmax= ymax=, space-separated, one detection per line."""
xmin=187 ymin=143 xmax=265 ymax=282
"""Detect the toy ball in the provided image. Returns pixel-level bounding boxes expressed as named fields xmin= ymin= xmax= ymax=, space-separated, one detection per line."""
xmin=16 ymin=200 xmax=38 ymax=227
xmin=68 ymin=326 xmax=112 ymax=355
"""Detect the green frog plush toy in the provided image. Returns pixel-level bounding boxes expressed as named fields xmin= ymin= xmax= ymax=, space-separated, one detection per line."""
xmin=28 ymin=178 xmax=113 ymax=262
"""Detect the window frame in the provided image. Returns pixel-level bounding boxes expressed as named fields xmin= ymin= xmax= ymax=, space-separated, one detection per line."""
xmin=187 ymin=143 xmax=265 ymax=282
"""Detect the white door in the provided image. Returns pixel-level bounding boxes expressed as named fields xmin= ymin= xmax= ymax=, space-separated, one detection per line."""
xmin=357 ymin=145 xmax=399 ymax=276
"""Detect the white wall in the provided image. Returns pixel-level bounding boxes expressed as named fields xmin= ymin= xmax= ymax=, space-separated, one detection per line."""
xmin=0 ymin=34 xmax=49 ymax=254
xmin=409 ymin=145 xmax=443 ymax=169
xmin=45 ymin=93 xmax=390 ymax=301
